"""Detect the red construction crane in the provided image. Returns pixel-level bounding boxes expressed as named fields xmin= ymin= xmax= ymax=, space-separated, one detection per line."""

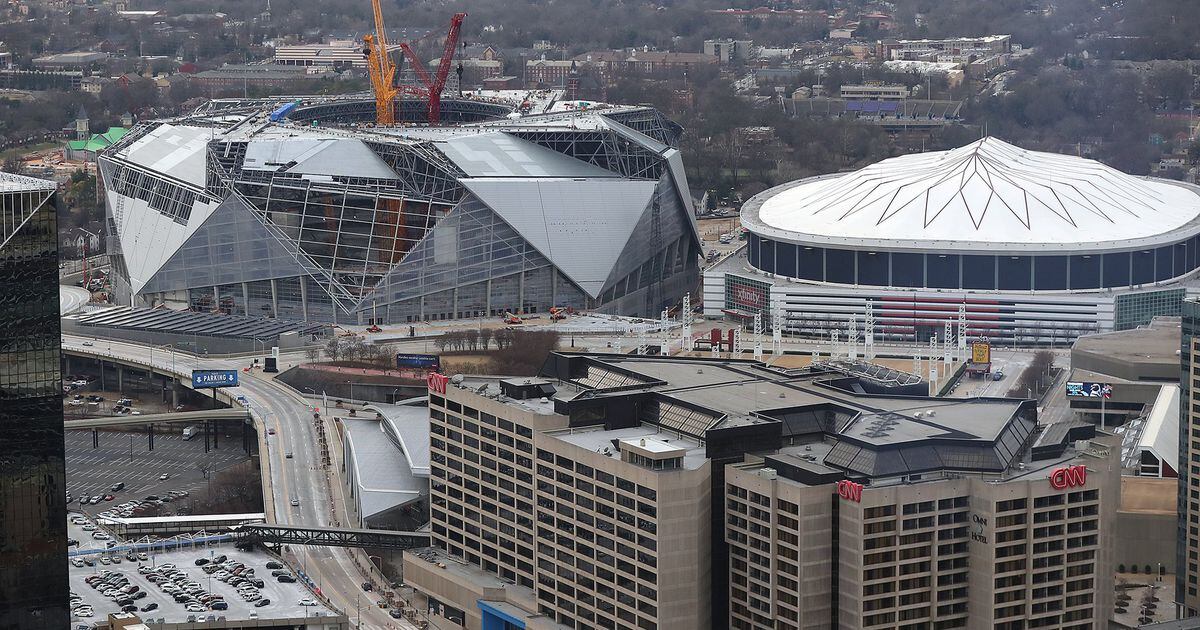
xmin=395 ymin=12 xmax=466 ymax=124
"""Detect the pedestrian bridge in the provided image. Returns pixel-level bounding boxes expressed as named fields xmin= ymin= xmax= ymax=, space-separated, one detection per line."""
xmin=65 ymin=408 xmax=251 ymax=429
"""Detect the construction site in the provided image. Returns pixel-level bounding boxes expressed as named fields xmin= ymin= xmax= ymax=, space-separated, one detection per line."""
xmin=97 ymin=5 xmax=701 ymax=327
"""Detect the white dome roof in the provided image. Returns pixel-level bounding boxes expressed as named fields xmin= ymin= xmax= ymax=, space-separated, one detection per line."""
xmin=748 ymin=137 xmax=1200 ymax=251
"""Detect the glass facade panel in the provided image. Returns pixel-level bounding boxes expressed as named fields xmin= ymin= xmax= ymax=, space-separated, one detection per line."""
xmin=0 ymin=183 xmax=68 ymax=628
xmin=758 ymin=239 xmax=776 ymax=275
xmin=1034 ymin=256 xmax=1068 ymax=291
xmin=926 ymin=254 xmax=959 ymax=289
xmin=775 ymin=242 xmax=797 ymax=279
xmin=1114 ymin=288 xmax=1186 ymax=330
xmin=857 ymin=251 xmax=888 ymax=286
xmin=1156 ymin=245 xmax=1176 ymax=282
xmin=826 ymin=249 xmax=854 ymax=285
xmin=1069 ymin=255 xmax=1100 ymax=290
xmin=1131 ymin=250 xmax=1156 ymax=285
xmin=798 ymin=246 xmax=823 ymax=282
xmin=962 ymin=255 xmax=995 ymax=290
xmin=1174 ymin=242 xmax=1188 ymax=278
xmin=997 ymin=256 xmax=1031 ymax=291
xmin=891 ymin=253 xmax=923 ymax=288
xmin=1102 ymin=252 xmax=1131 ymax=287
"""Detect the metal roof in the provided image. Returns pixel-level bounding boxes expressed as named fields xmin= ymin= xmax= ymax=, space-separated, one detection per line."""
xmin=463 ymin=178 xmax=658 ymax=297
xmin=744 ymin=136 xmax=1200 ymax=253
xmin=437 ymin=132 xmax=617 ymax=178
xmin=70 ymin=307 xmax=327 ymax=339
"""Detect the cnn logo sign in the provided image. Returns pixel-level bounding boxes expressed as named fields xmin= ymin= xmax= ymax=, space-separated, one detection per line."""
xmin=427 ymin=372 xmax=449 ymax=394
xmin=1049 ymin=465 xmax=1087 ymax=490
xmin=837 ymin=479 xmax=863 ymax=502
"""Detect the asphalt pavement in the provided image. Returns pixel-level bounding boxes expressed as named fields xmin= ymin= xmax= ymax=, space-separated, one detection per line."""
xmin=66 ymin=429 xmax=247 ymax=509
xmin=62 ymin=335 xmax=409 ymax=629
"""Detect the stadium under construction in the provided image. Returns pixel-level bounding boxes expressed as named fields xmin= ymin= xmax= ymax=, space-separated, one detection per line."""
xmin=98 ymin=92 xmax=700 ymax=324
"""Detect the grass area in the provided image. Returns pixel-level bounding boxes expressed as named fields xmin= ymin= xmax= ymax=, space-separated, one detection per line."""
xmin=0 ymin=142 xmax=57 ymax=161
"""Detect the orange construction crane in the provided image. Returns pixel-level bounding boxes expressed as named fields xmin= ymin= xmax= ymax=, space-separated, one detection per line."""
xmin=363 ymin=0 xmax=398 ymax=124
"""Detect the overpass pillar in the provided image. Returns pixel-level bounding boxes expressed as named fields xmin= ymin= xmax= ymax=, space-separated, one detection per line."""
xmin=116 ymin=365 xmax=123 ymax=392
xmin=97 ymin=360 xmax=104 ymax=390
xmin=171 ymin=383 xmax=179 ymax=409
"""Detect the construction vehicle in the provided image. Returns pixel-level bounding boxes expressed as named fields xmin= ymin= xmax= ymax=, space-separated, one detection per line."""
xmin=502 ymin=311 xmax=523 ymax=325
xmin=366 ymin=324 xmax=382 ymax=333
xmin=395 ymin=12 xmax=467 ymax=124
xmin=363 ymin=0 xmax=398 ymax=125
xmin=549 ymin=307 xmax=567 ymax=321
xmin=363 ymin=3 xmax=466 ymax=125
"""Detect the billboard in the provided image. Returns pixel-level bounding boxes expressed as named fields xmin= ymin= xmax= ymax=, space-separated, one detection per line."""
xmin=971 ymin=342 xmax=991 ymax=364
xmin=396 ymin=353 xmax=441 ymax=371
xmin=1065 ymin=381 xmax=1112 ymax=398
xmin=191 ymin=369 xmax=239 ymax=389
xmin=727 ymin=277 xmax=770 ymax=311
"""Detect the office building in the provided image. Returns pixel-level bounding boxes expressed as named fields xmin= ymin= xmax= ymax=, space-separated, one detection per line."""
xmin=706 ymin=136 xmax=1200 ymax=345
xmin=0 ymin=172 xmax=67 ymax=628
xmin=1178 ymin=299 xmax=1200 ymax=615
xmin=407 ymin=352 xmax=1118 ymax=630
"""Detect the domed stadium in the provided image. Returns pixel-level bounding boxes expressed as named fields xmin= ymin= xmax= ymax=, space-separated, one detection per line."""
xmin=704 ymin=138 xmax=1200 ymax=344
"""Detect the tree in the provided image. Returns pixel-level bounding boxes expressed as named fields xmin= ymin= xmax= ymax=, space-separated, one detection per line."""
xmin=323 ymin=337 xmax=342 ymax=362
xmin=304 ymin=346 xmax=320 ymax=363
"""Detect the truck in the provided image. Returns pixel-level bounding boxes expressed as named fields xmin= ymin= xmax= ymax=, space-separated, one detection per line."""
xmin=182 ymin=426 xmax=199 ymax=441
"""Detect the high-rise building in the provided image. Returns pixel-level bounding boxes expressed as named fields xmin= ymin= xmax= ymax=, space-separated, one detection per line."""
xmin=1179 ymin=299 xmax=1200 ymax=615
xmin=406 ymin=353 xmax=1118 ymax=630
xmin=0 ymin=172 xmax=67 ymax=627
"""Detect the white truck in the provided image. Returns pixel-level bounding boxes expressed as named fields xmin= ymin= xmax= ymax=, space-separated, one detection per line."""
xmin=182 ymin=426 xmax=199 ymax=441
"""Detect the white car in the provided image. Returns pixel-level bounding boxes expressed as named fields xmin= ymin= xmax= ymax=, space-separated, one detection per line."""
xmin=70 ymin=558 xmax=84 ymax=568
xmin=158 ymin=473 xmax=169 ymax=480
xmin=185 ymin=603 xmax=206 ymax=612
xmin=298 ymin=598 xmax=317 ymax=607
xmin=91 ymin=532 xmax=111 ymax=540
xmin=73 ymin=607 xmax=94 ymax=618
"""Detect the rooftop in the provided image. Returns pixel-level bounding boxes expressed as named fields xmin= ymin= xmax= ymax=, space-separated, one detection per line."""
xmin=452 ymin=353 xmax=1051 ymax=480
xmin=1072 ymin=316 xmax=1181 ymax=366
xmin=343 ymin=418 xmax=425 ymax=521
xmin=548 ymin=424 xmax=708 ymax=470
xmin=743 ymin=137 xmax=1200 ymax=253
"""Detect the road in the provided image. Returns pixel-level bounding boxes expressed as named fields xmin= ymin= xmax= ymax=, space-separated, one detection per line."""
xmin=60 ymin=285 xmax=91 ymax=315
xmin=62 ymin=335 xmax=407 ymax=629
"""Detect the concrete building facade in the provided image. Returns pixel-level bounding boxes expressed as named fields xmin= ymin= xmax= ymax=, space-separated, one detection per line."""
xmin=409 ymin=352 xmax=1119 ymax=630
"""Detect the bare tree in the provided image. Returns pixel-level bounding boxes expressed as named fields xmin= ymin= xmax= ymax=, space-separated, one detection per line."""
xmin=479 ymin=328 xmax=493 ymax=351
xmin=324 ymin=337 xmax=342 ymax=362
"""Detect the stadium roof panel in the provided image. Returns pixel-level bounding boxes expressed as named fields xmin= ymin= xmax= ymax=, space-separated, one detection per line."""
xmin=745 ymin=136 xmax=1200 ymax=252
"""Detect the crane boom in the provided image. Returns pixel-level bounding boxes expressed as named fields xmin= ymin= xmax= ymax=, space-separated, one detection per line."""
xmin=364 ymin=0 xmax=397 ymax=124
xmin=427 ymin=12 xmax=467 ymax=124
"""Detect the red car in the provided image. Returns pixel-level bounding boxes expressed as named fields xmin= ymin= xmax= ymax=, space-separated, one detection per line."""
xmin=103 ymin=494 xmax=115 ymax=501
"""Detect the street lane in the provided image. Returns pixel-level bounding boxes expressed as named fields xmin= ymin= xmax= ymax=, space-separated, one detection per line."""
xmin=62 ymin=335 xmax=407 ymax=629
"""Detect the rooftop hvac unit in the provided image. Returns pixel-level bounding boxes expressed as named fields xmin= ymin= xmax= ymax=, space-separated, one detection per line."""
xmin=759 ymin=467 xmax=778 ymax=480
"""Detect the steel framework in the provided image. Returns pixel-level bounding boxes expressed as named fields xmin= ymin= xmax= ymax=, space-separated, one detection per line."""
xmin=236 ymin=523 xmax=430 ymax=550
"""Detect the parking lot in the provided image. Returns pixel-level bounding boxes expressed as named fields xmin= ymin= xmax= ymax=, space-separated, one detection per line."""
xmin=67 ymin=518 xmax=338 ymax=625
xmin=66 ymin=429 xmax=249 ymax=513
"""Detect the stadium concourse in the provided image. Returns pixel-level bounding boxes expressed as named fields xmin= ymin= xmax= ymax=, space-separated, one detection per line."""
xmin=705 ymin=137 xmax=1200 ymax=345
